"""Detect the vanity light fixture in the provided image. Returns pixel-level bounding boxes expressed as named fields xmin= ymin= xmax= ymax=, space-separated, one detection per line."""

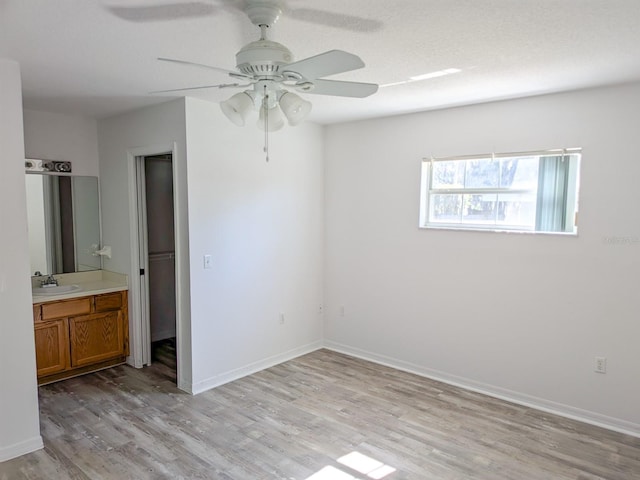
xmin=25 ymin=158 xmax=72 ymax=174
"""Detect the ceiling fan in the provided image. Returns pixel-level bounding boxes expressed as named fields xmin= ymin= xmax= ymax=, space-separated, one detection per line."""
xmin=153 ymin=0 xmax=379 ymax=134
xmin=107 ymin=0 xmax=383 ymax=33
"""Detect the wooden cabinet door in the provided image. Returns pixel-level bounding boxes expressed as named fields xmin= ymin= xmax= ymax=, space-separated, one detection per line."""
xmin=69 ymin=311 xmax=124 ymax=367
xmin=34 ymin=319 xmax=69 ymax=377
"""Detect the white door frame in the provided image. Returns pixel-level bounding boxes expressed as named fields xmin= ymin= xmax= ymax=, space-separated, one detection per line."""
xmin=135 ymin=156 xmax=151 ymax=366
xmin=126 ymin=143 xmax=187 ymax=385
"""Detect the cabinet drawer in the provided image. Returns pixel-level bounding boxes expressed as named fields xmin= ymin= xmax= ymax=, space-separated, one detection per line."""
xmin=95 ymin=292 xmax=123 ymax=312
xmin=42 ymin=297 xmax=92 ymax=320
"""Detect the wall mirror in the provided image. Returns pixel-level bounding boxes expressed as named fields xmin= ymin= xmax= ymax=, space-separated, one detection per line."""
xmin=25 ymin=174 xmax=101 ymax=275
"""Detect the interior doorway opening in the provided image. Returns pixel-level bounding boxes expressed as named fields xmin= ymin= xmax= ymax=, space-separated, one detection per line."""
xmin=136 ymin=153 xmax=177 ymax=383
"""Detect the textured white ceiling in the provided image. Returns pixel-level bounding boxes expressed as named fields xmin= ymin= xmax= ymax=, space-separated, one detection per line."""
xmin=1 ymin=0 xmax=640 ymax=124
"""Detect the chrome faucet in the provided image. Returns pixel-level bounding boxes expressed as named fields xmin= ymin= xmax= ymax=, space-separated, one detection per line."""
xmin=41 ymin=275 xmax=58 ymax=287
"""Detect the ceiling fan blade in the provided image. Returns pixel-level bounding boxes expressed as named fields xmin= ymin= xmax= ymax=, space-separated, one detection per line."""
xmin=157 ymin=57 xmax=250 ymax=79
xmin=304 ymin=79 xmax=378 ymax=98
xmin=284 ymin=50 xmax=365 ymax=81
xmin=107 ymin=3 xmax=219 ymax=22
xmin=287 ymin=7 xmax=383 ymax=33
xmin=150 ymin=83 xmax=247 ymax=94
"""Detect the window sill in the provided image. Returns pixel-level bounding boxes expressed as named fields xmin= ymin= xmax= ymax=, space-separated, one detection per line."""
xmin=419 ymin=224 xmax=578 ymax=236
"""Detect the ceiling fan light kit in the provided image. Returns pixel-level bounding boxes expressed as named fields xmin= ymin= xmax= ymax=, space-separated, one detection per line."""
xmin=219 ymin=91 xmax=254 ymax=127
xmin=257 ymin=104 xmax=286 ymax=132
xmin=279 ymin=91 xmax=312 ymax=126
xmin=220 ymin=85 xmax=311 ymax=130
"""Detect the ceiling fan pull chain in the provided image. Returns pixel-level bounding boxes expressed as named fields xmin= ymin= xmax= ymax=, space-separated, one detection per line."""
xmin=263 ymin=85 xmax=269 ymax=162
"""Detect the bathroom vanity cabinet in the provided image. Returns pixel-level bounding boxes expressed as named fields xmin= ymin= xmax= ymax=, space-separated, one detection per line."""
xmin=33 ymin=291 xmax=128 ymax=385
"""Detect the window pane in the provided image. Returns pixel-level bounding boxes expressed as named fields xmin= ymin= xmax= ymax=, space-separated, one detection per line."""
xmin=462 ymin=193 xmax=497 ymax=224
xmin=429 ymin=194 xmax=462 ymax=223
xmin=431 ymin=160 xmax=465 ymax=189
xmin=500 ymin=156 xmax=539 ymax=189
xmin=465 ymin=158 xmax=499 ymax=188
xmin=496 ymin=192 xmax=537 ymax=228
xmin=420 ymin=149 xmax=580 ymax=234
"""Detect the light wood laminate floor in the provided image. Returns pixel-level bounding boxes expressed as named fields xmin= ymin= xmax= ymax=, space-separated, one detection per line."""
xmin=1 ymin=349 xmax=639 ymax=479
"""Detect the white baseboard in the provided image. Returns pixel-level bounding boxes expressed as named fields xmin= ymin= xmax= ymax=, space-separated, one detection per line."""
xmin=190 ymin=340 xmax=323 ymax=395
xmin=323 ymin=340 xmax=640 ymax=439
xmin=0 ymin=435 xmax=43 ymax=463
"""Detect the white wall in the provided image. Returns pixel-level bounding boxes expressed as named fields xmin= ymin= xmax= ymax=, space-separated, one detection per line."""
xmin=184 ymin=97 xmax=324 ymax=392
xmin=23 ymin=109 xmax=100 ymax=176
xmin=324 ymin=82 xmax=640 ymax=435
xmin=0 ymin=59 xmax=43 ymax=461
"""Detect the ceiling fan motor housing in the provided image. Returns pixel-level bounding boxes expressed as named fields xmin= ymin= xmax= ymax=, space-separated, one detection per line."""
xmin=236 ymin=39 xmax=293 ymax=76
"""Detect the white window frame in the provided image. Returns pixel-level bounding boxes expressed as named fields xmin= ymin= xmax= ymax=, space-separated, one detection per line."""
xmin=419 ymin=148 xmax=581 ymax=234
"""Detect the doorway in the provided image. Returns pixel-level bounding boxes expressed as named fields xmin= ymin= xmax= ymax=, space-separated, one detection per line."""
xmin=136 ymin=153 xmax=177 ymax=382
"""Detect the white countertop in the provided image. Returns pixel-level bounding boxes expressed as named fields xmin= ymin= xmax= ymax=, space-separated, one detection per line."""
xmin=31 ymin=270 xmax=128 ymax=304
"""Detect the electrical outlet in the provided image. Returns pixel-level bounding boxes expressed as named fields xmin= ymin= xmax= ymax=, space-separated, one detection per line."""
xmin=318 ymin=304 xmax=323 ymax=315
xmin=595 ymin=356 xmax=607 ymax=373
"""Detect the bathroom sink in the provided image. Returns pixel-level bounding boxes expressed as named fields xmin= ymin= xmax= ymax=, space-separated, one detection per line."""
xmin=32 ymin=284 xmax=82 ymax=296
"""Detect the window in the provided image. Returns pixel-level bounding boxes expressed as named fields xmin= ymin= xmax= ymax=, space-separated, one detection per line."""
xmin=419 ymin=149 xmax=581 ymax=234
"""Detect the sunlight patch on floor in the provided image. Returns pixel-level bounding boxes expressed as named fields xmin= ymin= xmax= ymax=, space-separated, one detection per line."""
xmin=306 ymin=465 xmax=355 ymax=480
xmin=338 ymin=451 xmax=396 ymax=479
xmin=305 ymin=451 xmax=396 ymax=479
